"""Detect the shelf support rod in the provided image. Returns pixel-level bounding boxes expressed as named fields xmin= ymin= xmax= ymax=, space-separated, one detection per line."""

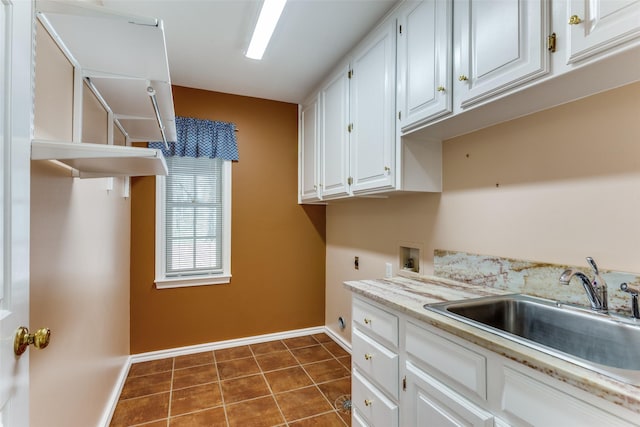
xmin=147 ymin=86 xmax=169 ymax=150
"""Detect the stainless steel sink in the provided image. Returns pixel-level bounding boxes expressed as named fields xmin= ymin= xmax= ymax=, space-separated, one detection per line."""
xmin=425 ymin=294 xmax=640 ymax=385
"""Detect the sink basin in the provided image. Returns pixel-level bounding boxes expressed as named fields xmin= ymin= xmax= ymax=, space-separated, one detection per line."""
xmin=425 ymin=294 xmax=640 ymax=385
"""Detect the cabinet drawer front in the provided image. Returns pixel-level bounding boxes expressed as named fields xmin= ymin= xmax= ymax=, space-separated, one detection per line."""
xmin=353 ymin=297 xmax=399 ymax=346
xmin=352 ymin=368 xmax=399 ymax=427
xmin=500 ymin=366 xmax=636 ymax=427
xmin=406 ymin=321 xmax=486 ymax=400
xmin=352 ymin=328 xmax=399 ymax=399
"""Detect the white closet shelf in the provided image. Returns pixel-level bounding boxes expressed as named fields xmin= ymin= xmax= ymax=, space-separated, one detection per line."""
xmin=31 ymin=140 xmax=168 ymax=178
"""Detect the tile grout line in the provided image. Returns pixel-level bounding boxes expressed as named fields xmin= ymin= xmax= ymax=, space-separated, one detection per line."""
xmin=254 ymin=340 xmax=291 ymax=426
xmin=212 ymin=349 xmax=231 ymax=427
xmin=166 ymin=357 xmax=175 ymax=425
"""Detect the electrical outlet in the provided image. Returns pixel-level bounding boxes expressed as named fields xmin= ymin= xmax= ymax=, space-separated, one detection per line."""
xmin=354 ymin=256 xmax=359 ymax=270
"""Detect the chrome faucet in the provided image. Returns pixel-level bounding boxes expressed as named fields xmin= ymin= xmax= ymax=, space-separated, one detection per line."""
xmin=559 ymin=257 xmax=608 ymax=312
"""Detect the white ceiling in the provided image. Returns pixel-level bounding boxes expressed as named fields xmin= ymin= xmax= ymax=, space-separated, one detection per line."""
xmin=102 ymin=0 xmax=398 ymax=104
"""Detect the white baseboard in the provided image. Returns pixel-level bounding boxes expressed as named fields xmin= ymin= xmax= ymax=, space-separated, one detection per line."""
xmin=100 ymin=325 xmax=350 ymax=426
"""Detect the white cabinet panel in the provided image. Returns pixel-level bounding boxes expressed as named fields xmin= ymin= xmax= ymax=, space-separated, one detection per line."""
xmin=352 ymin=328 xmax=399 ymax=399
xmin=320 ymin=65 xmax=350 ymax=199
xmin=405 ymin=362 xmax=494 ymax=427
xmin=299 ymin=98 xmax=319 ymax=201
xmin=352 ymin=368 xmax=399 ymax=427
xmin=500 ymin=365 xmax=637 ymax=427
xmin=454 ymin=0 xmax=549 ymax=109
xmin=406 ymin=321 xmax=487 ymax=400
xmin=566 ymin=0 xmax=640 ymax=63
xmin=397 ymin=0 xmax=453 ymax=130
xmin=350 ymin=20 xmax=396 ymax=194
xmin=353 ymin=296 xmax=399 ymax=347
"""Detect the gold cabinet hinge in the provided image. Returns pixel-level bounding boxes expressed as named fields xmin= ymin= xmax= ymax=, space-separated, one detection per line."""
xmin=348 ymin=123 xmax=353 ymax=133
xmin=347 ymin=177 xmax=353 ymax=186
xmin=402 ymin=376 xmax=407 ymax=391
xmin=548 ymin=32 xmax=557 ymax=52
xmin=348 ymin=69 xmax=354 ymax=79
xmin=398 ymin=111 xmax=402 ymax=120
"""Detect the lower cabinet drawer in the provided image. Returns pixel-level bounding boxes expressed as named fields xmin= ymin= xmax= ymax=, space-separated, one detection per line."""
xmin=352 ymin=328 xmax=399 ymax=399
xmin=353 ymin=297 xmax=399 ymax=347
xmin=352 ymin=368 xmax=399 ymax=427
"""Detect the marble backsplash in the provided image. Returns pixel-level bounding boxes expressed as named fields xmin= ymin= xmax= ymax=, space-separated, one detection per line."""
xmin=433 ymin=249 xmax=640 ymax=316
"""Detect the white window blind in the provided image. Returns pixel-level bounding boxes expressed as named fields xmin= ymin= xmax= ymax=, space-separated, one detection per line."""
xmin=164 ymin=156 xmax=224 ymax=277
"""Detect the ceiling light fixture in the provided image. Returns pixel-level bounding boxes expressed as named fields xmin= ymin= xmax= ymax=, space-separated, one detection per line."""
xmin=245 ymin=0 xmax=287 ymax=60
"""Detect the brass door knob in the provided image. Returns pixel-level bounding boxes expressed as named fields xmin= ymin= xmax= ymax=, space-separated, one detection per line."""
xmin=14 ymin=326 xmax=51 ymax=356
xmin=364 ymin=399 xmax=373 ymax=406
xmin=458 ymin=75 xmax=468 ymax=82
xmin=364 ymin=353 xmax=373 ymax=360
xmin=437 ymin=85 xmax=446 ymax=92
xmin=568 ymin=15 xmax=583 ymax=25
xmin=364 ymin=318 xmax=371 ymax=324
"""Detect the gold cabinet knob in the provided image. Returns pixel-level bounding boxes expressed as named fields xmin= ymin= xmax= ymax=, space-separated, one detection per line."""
xmin=437 ymin=86 xmax=446 ymax=92
xmin=364 ymin=318 xmax=371 ymax=325
xmin=458 ymin=75 xmax=468 ymax=82
xmin=364 ymin=399 xmax=373 ymax=406
xmin=568 ymin=15 xmax=583 ymax=25
xmin=14 ymin=326 xmax=51 ymax=356
xmin=364 ymin=353 xmax=373 ymax=360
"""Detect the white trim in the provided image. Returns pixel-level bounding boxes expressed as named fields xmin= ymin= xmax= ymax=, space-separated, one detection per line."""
xmin=97 ymin=357 xmax=131 ymax=427
xmin=154 ymin=159 xmax=232 ymax=289
xmin=154 ymin=273 xmax=231 ymax=288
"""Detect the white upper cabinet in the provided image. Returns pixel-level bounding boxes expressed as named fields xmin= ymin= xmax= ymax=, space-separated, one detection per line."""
xmin=453 ymin=0 xmax=550 ymax=109
xmin=320 ymin=64 xmax=351 ymax=199
xmin=349 ymin=19 xmax=397 ymax=194
xmin=299 ymin=97 xmax=320 ymax=202
xmin=566 ymin=0 xmax=640 ymax=63
xmin=397 ymin=0 xmax=453 ymax=132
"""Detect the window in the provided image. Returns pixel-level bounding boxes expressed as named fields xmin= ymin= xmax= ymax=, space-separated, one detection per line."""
xmin=155 ymin=156 xmax=231 ymax=288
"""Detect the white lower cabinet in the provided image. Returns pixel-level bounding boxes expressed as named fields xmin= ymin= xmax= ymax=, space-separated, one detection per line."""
xmin=405 ymin=361 xmax=493 ymax=427
xmin=350 ymin=294 xmax=640 ymax=427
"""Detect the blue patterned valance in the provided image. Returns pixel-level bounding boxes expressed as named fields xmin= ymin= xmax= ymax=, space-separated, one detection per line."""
xmin=149 ymin=116 xmax=239 ymax=161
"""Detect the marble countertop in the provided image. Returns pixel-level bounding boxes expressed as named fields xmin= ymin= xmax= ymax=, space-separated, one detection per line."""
xmin=344 ymin=273 xmax=640 ymax=414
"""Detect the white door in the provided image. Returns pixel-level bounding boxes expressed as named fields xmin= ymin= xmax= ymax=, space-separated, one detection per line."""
xmin=349 ymin=19 xmax=396 ymax=195
xmin=454 ymin=0 xmax=549 ymax=109
xmin=566 ymin=0 xmax=640 ymax=63
xmin=0 ymin=1 xmax=33 ymax=426
xmin=299 ymin=97 xmax=320 ymax=202
xmin=404 ymin=362 xmax=494 ymax=427
xmin=320 ymin=64 xmax=350 ymax=199
xmin=397 ymin=0 xmax=453 ymax=132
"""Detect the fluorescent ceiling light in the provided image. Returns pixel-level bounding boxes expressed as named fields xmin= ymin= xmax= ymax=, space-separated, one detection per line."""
xmin=246 ymin=0 xmax=287 ymax=60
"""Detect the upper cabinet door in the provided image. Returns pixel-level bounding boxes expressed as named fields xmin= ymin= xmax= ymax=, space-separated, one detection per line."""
xmin=350 ymin=19 xmax=396 ymax=194
xmin=299 ymin=98 xmax=320 ymax=202
xmin=320 ymin=64 xmax=351 ymax=199
xmin=454 ymin=0 xmax=550 ymax=109
xmin=397 ymin=0 xmax=453 ymax=132
xmin=566 ymin=0 xmax=640 ymax=63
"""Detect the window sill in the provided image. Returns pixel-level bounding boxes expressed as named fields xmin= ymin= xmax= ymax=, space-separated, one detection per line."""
xmin=155 ymin=274 xmax=231 ymax=289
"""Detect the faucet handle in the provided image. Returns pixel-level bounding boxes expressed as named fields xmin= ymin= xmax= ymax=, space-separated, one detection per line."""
xmin=620 ymin=283 xmax=640 ymax=319
xmin=586 ymin=257 xmax=599 ymax=275
xmin=621 ymin=282 xmax=640 ymax=295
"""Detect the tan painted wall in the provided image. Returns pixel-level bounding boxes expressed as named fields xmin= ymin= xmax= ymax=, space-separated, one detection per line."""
xmin=30 ymin=23 xmax=130 ymax=427
xmin=130 ymin=86 xmax=326 ymax=353
xmin=327 ymin=81 xmax=640 ymax=342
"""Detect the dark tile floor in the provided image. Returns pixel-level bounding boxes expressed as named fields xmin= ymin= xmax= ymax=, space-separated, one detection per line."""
xmin=110 ymin=333 xmax=352 ymax=427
